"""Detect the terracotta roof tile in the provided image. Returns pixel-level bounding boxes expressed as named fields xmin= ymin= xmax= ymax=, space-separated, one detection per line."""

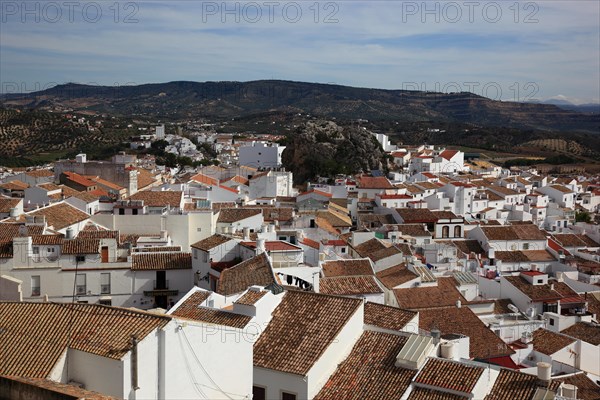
xmin=0 ymin=302 xmax=169 ymax=378
xmin=0 ymin=180 xmax=29 ymax=190
xmin=27 ymin=202 xmax=90 ymax=230
xmin=364 ymin=302 xmax=416 ymax=331
xmin=407 ymin=387 xmax=467 ymax=400
xmin=191 ymin=234 xmax=234 ymax=251
xmin=415 ymin=357 xmax=484 ymax=394
xmin=131 ymin=252 xmax=192 ymax=270
xmin=531 ymin=328 xmax=576 ymax=355
xmin=321 ymin=259 xmax=373 ymax=277
xmin=357 ymin=176 xmax=394 ymax=189
xmin=419 ymin=306 xmax=515 ymax=359
xmin=171 ymin=292 xmax=251 ymax=328
xmin=314 ymin=331 xmax=416 ymax=400
xmin=504 ymin=276 xmax=579 ymax=302
xmin=0 ymin=198 xmax=21 ymax=213
xmin=376 ymin=264 xmax=418 ymax=290
xmin=217 ymin=253 xmax=276 ymax=296
xmin=234 ymin=289 xmax=268 ymax=305
xmin=62 ymin=238 xmax=100 ymax=254
xmin=394 ymin=277 xmax=467 ymax=310
xmin=217 ymin=208 xmax=262 ymax=223
xmin=481 ymin=225 xmax=547 ymax=241
xmin=396 ymin=208 xmax=438 ymax=223
xmin=484 ymin=368 xmax=560 ymax=400
xmin=555 ymin=373 xmax=600 ymax=400
xmin=319 ymin=276 xmax=383 ymax=296
xmin=0 ymin=375 xmax=119 ymax=400
xmin=562 ymin=322 xmax=600 ymax=346
xmin=254 ymin=291 xmax=362 ymax=375
xmin=128 ymin=191 xmax=183 ymax=208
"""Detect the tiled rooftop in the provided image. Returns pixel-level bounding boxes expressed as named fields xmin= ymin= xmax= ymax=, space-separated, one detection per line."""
xmin=415 ymin=357 xmax=485 ymax=394
xmin=419 ymin=306 xmax=515 ymax=359
xmin=128 ymin=190 xmax=183 ymax=208
xmin=484 ymin=368 xmax=560 ymax=400
xmin=314 ymin=331 xmax=416 ymax=400
xmin=407 ymin=387 xmax=468 ymax=400
xmin=322 ymin=259 xmax=373 ymax=277
xmin=27 ymin=202 xmax=90 ymax=230
xmin=394 ymin=277 xmax=467 ymax=310
xmin=376 ymin=264 xmax=418 ymax=290
xmin=319 ymin=275 xmax=383 ymax=296
xmin=217 ymin=208 xmax=262 ymax=223
xmin=131 ymin=252 xmax=192 ymax=270
xmin=190 ymin=234 xmax=233 ymax=251
xmin=364 ymin=302 xmax=416 ymax=331
xmin=170 ymin=291 xmax=251 ymax=328
xmin=217 ymin=253 xmax=277 ymax=296
xmin=0 ymin=302 xmax=169 ymax=378
xmin=561 ymin=322 xmax=600 ymax=346
xmin=254 ymin=291 xmax=362 ymax=376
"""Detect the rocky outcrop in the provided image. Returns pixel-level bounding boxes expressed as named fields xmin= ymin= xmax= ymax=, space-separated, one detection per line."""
xmin=282 ymin=120 xmax=387 ymax=184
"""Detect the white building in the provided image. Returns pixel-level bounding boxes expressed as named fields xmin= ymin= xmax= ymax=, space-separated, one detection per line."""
xmin=239 ymin=142 xmax=285 ymax=169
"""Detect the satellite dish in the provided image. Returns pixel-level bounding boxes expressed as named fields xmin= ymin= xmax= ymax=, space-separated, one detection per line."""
xmin=507 ymin=304 xmax=520 ymax=314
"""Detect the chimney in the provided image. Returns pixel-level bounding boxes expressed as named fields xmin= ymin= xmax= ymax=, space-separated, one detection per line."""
xmin=9 ymin=208 xmax=18 ymax=217
xmin=536 ymin=362 xmax=551 ymax=386
xmin=456 ymin=299 xmax=462 ymax=308
xmin=243 ymin=227 xmax=250 ymax=241
xmin=256 ymin=239 xmax=266 ymax=254
xmin=65 ymin=227 xmax=74 ymax=240
xmin=430 ymin=328 xmax=441 ymax=345
xmin=561 ymin=384 xmax=578 ymax=399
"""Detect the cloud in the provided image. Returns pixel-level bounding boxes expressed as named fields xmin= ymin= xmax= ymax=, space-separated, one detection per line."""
xmin=0 ymin=0 xmax=598 ymax=102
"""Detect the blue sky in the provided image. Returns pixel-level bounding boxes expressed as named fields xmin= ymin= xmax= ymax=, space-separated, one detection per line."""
xmin=1 ymin=0 xmax=599 ymax=104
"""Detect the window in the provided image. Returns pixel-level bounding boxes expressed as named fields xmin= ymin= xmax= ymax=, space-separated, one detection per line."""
xmin=549 ymin=318 xmax=555 ymax=326
xmin=282 ymin=392 xmax=297 ymax=400
xmin=442 ymin=226 xmax=450 ymax=238
xmin=537 ymin=279 xmax=544 ymax=284
xmin=76 ymin=274 xmax=86 ymax=295
xmin=75 ymin=255 xmax=85 ymax=263
xmin=203 ymin=252 xmax=208 ymax=263
xmin=31 ymin=276 xmax=40 ymax=297
xmin=252 ymin=386 xmax=266 ymax=400
xmin=101 ymin=273 xmax=111 ymax=294
xmin=454 ymin=226 xmax=461 ymax=238
xmin=193 ymin=249 xmax=198 ymax=260
xmin=32 ymin=247 xmax=39 ymax=255
xmin=119 ymin=208 xmax=125 ymax=215
xmin=341 ymin=247 xmax=346 ymax=253
xmin=99 ymin=298 xmax=112 ymax=306
xmin=132 ymin=208 xmax=138 ymax=215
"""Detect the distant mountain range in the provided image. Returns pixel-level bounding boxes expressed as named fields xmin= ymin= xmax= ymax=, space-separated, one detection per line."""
xmin=2 ymin=80 xmax=599 ymax=134
xmin=533 ymin=99 xmax=600 ymax=114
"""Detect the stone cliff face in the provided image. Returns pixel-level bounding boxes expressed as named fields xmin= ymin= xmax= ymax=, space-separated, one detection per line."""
xmin=282 ymin=120 xmax=387 ymax=184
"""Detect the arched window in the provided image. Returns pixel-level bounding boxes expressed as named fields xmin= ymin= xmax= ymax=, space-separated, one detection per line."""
xmin=454 ymin=226 xmax=462 ymax=238
xmin=442 ymin=226 xmax=449 ymax=238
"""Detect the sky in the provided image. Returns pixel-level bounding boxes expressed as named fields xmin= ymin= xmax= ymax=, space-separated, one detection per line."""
xmin=1 ymin=0 xmax=599 ymax=104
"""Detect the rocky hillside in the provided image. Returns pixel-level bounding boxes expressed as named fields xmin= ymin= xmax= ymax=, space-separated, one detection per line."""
xmin=2 ymin=80 xmax=598 ymax=133
xmin=282 ymin=121 xmax=387 ymax=184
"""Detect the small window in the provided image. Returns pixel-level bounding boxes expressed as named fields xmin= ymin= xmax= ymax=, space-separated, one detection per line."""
xmin=101 ymin=273 xmax=111 ymax=294
xmin=341 ymin=247 xmax=346 ymax=253
xmin=31 ymin=276 xmax=40 ymax=297
xmin=119 ymin=208 xmax=125 ymax=215
xmin=193 ymin=249 xmax=198 ymax=259
xmin=76 ymin=274 xmax=86 ymax=295
xmin=132 ymin=208 xmax=138 ymax=215
xmin=253 ymin=386 xmax=266 ymax=400
xmin=98 ymin=298 xmax=112 ymax=306
xmin=282 ymin=392 xmax=297 ymax=400
xmin=47 ymin=247 xmax=55 ymax=253
xmin=32 ymin=247 xmax=39 ymax=255
xmin=523 ymin=243 xmax=530 ymax=250
xmin=549 ymin=318 xmax=555 ymax=326
xmin=197 ymin=227 xmax=202 ymax=232
xmin=75 ymin=255 xmax=85 ymax=263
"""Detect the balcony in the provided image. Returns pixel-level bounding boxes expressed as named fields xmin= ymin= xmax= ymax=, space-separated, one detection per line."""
xmin=144 ymin=280 xmax=178 ymax=297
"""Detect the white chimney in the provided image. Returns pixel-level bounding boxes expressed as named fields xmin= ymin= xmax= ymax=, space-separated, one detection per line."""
xmin=440 ymin=342 xmax=456 ymax=360
xmin=256 ymin=239 xmax=266 ymax=254
xmin=561 ymin=384 xmax=578 ymax=399
xmin=243 ymin=227 xmax=250 ymax=241
xmin=536 ymin=362 xmax=551 ymax=383
xmin=456 ymin=299 xmax=462 ymax=308
xmin=65 ymin=227 xmax=74 ymax=240
xmin=9 ymin=208 xmax=18 ymax=217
